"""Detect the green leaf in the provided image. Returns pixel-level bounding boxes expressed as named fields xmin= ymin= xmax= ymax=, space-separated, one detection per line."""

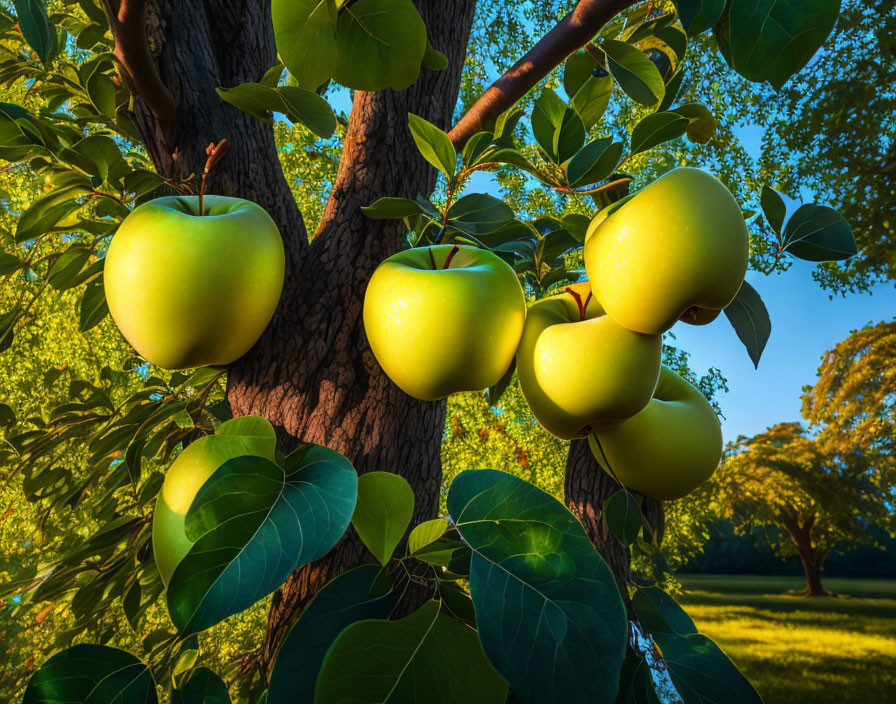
xmin=23 ymin=644 xmax=157 ymax=704
xmin=484 ymin=357 xmax=516 ymax=407
xmin=361 ymin=197 xmax=428 ymax=219
xmin=172 ymin=667 xmax=232 ymax=704
xmin=14 ymin=0 xmax=58 ymax=67
xmin=422 ymin=41 xmax=449 ymax=71
xmin=216 ymin=83 xmax=336 ymax=138
xmin=167 ymin=446 xmax=357 ymax=635
xmin=276 ymin=86 xmax=337 ymax=138
xmin=603 ymin=490 xmax=641 ymax=546
xmin=618 ymin=655 xmax=662 ymax=704
xmin=531 ymin=88 xmax=586 ymax=163
xmin=15 ymin=191 xmax=84 ymax=242
xmin=448 ymin=469 xmax=628 ymax=704
xmin=315 ymin=600 xmax=508 ymax=704
xmin=630 ymin=112 xmax=689 ymax=154
xmin=601 ymin=40 xmax=664 ymax=106
xmin=268 ymin=565 xmax=398 ymax=704
xmin=723 ymin=0 xmax=841 ymax=90
xmin=632 ymin=588 xmax=761 ymax=704
xmin=760 ymin=185 xmax=786 ymax=235
xmin=272 ymin=0 xmax=338 ymax=90
xmin=332 ymin=0 xmax=427 ymax=91
xmin=723 ymin=280 xmax=771 ymax=369
xmin=216 ymin=415 xmax=278 ymax=446
xmin=447 ymin=193 xmax=515 ymax=235
xmin=658 ymin=68 xmax=685 ymax=112
xmin=260 ymin=62 xmax=285 ymax=87
xmin=572 ymin=74 xmax=614 ymax=131
xmin=0 ymin=251 xmax=24 ymax=275
xmin=408 ymin=518 xmax=450 ymax=554
xmin=408 ymin=113 xmax=457 ymax=178
xmin=670 ymin=103 xmax=717 ymax=143
xmin=79 ymin=282 xmax=109 ymax=332
xmin=673 ymin=0 xmax=726 ymax=36
xmin=47 ymin=246 xmax=91 ymax=290
xmin=352 ymin=471 xmax=415 ymax=566
xmin=782 ymin=203 xmax=857 ymax=262
xmin=86 ymin=68 xmax=117 ymax=117
xmin=565 ymin=138 xmax=623 ymax=187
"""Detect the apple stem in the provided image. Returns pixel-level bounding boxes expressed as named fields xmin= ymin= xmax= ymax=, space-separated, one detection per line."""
xmin=442 ymin=245 xmax=460 ymax=269
xmin=427 ymin=247 xmax=437 ymax=270
xmin=563 ymin=286 xmax=587 ymax=320
xmin=198 ymin=139 xmax=231 ymax=216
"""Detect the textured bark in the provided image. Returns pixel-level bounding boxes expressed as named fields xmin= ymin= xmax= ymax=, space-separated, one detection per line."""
xmin=129 ymin=0 xmax=478 ymax=679
xmin=564 ymin=439 xmax=664 ymax=598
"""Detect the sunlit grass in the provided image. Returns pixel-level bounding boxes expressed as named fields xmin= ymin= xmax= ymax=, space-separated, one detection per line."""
xmin=677 ymin=575 xmax=896 ymax=704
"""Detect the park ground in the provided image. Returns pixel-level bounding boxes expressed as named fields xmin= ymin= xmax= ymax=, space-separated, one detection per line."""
xmin=677 ymin=575 xmax=896 ymax=704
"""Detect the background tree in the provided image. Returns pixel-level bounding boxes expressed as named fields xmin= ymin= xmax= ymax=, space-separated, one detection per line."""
xmin=715 ymin=422 xmax=888 ymax=596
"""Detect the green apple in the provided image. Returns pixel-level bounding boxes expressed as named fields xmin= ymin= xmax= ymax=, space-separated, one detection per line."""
xmin=152 ymin=416 xmax=277 ymax=584
xmin=584 ymin=168 xmax=748 ymax=334
xmin=591 ymin=366 xmax=723 ymax=500
xmin=516 ymin=282 xmax=662 ymax=439
xmin=104 ymin=195 xmax=285 ymax=370
xmin=363 ymin=244 xmax=526 ymax=401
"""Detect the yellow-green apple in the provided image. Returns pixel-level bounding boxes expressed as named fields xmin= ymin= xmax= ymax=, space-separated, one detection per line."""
xmin=104 ymin=195 xmax=285 ymax=369
xmin=591 ymin=366 xmax=722 ymax=500
xmin=363 ymin=244 xmax=526 ymax=401
xmin=516 ymin=282 xmax=661 ymax=439
xmin=584 ymin=168 xmax=748 ymax=334
xmin=152 ymin=416 xmax=277 ymax=584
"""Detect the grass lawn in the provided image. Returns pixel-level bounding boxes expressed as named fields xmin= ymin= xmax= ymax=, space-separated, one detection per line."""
xmin=676 ymin=574 xmax=896 ymax=704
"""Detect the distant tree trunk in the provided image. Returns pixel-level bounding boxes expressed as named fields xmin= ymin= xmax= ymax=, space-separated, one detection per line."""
xmin=783 ymin=508 xmax=829 ymax=597
xmin=564 ymin=439 xmax=664 ymax=601
xmin=127 ymin=0 xmax=478 ymax=680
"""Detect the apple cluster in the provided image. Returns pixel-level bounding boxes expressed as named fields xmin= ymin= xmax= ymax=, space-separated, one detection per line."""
xmin=364 ymin=168 xmax=749 ymax=499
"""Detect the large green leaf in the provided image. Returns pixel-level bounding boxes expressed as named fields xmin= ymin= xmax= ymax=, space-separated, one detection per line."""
xmin=673 ymin=0 xmax=726 ymax=36
xmin=572 ymin=75 xmax=614 ymax=131
xmin=172 ymin=667 xmax=231 ymax=704
xmin=23 ymin=644 xmax=158 ymax=704
xmin=630 ymin=112 xmax=689 ymax=154
xmin=670 ymin=103 xmax=717 ymax=144
xmin=723 ymin=0 xmax=841 ymax=89
xmin=352 ymin=471 xmax=415 ymax=566
xmin=565 ymin=138 xmax=623 ymax=188
xmin=332 ymin=0 xmax=427 ymax=91
xmin=272 ymin=0 xmax=338 ymax=90
xmin=14 ymin=0 xmax=58 ymax=67
xmin=601 ymin=40 xmax=664 ymax=106
xmin=314 ymin=600 xmax=508 ymax=704
xmin=531 ymin=88 xmax=586 ymax=164
xmin=723 ymin=280 xmax=771 ymax=369
xmin=760 ymin=185 xmax=786 ymax=235
xmin=447 ymin=193 xmax=515 ymax=235
xmin=603 ymin=490 xmax=641 ymax=546
xmin=408 ymin=113 xmax=457 ymax=178
xmin=782 ymin=203 xmax=857 ymax=262
xmin=215 ymin=83 xmax=336 ymax=138
xmin=268 ymin=565 xmax=399 ymax=703
xmin=448 ymin=469 xmax=628 ymax=704
xmin=361 ymin=197 xmax=429 ymax=219
xmin=632 ymin=587 xmax=762 ymax=704
xmin=166 ymin=445 xmax=357 ymax=635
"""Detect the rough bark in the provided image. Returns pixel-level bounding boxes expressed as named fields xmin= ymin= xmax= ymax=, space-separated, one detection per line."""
xmin=128 ymin=0 xmax=477 ymax=679
xmin=564 ymin=439 xmax=664 ymax=599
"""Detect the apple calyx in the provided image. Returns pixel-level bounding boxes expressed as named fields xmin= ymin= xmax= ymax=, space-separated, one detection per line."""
xmin=198 ymin=139 xmax=231 ymax=216
xmin=442 ymin=245 xmax=460 ymax=269
xmin=563 ymin=286 xmax=592 ymax=321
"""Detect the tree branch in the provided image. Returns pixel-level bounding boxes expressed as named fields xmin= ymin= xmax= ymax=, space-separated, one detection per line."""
xmin=448 ymin=0 xmax=639 ymax=148
xmin=105 ymin=0 xmax=176 ymax=149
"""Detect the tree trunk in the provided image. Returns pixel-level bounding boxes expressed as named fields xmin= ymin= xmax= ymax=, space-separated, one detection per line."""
xmin=564 ymin=439 xmax=664 ymax=599
xmin=126 ymin=0 xmax=477 ymax=679
xmin=799 ymin=552 xmax=828 ymax=597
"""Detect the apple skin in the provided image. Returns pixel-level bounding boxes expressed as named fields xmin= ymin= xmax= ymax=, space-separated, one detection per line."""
xmin=363 ymin=245 xmax=526 ymax=401
xmin=592 ymin=366 xmax=723 ymax=500
xmin=516 ymin=282 xmax=662 ymax=439
xmin=584 ymin=168 xmax=748 ymax=334
xmin=152 ymin=417 xmax=277 ymax=585
xmin=104 ymin=195 xmax=285 ymax=370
